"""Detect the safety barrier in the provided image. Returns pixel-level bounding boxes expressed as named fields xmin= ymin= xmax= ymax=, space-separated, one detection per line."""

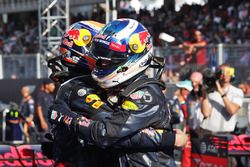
xmin=191 ymin=134 xmax=250 ymax=167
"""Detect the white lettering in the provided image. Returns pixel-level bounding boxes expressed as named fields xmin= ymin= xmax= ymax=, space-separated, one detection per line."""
xmin=193 ymin=158 xmax=224 ymax=167
xmin=58 ymin=113 xmax=64 ymax=122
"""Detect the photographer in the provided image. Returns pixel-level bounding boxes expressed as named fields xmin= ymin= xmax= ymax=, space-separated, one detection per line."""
xmin=200 ymin=64 xmax=244 ymax=133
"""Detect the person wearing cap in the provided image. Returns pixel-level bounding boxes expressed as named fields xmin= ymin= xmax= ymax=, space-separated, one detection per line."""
xmin=171 ymin=80 xmax=193 ymax=167
xmin=172 ymin=80 xmax=193 ymax=126
xmin=34 ymin=79 xmax=56 ymax=142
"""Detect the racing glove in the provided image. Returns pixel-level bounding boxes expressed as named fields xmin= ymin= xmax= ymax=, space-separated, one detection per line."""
xmin=48 ymin=99 xmax=92 ymax=140
xmin=48 ymin=100 xmax=80 ymax=129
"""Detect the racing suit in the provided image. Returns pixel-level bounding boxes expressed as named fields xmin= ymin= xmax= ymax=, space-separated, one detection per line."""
xmin=50 ymin=74 xmax=176 ymax=167
xmin=50 ymin=73 xmax=116 ymax=166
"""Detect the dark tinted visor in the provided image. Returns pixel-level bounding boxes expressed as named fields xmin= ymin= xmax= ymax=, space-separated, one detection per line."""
xmin=91 ymin=42 xmax=128 ymax=69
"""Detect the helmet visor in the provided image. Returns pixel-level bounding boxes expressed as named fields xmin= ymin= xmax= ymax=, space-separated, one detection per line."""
xmin=91 ymin=43 xmax=128 ymax=69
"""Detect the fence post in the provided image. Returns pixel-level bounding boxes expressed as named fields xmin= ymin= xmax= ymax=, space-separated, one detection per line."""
xmin=36 ymin=53 xmax=41 ymax=79
xmin=0 ymin=54 xmax=3 ymax=79
xmin=218 ymin=43 xmax=223 ymax=65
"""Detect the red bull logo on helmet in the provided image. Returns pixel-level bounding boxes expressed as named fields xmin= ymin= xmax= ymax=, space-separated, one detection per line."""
xmin=139 ymin=31 xmax=149 ymax=46
xmin=64 ymin=29 xmax=80 ymax=40
xmin=129 ymin=31 xmax=150 ymax=53
xmin=63 ymin=29 xmax=92 ymax=47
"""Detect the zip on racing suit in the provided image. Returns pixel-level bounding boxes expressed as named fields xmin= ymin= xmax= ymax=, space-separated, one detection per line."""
xmin=49 ymin=74 xmax=177 ymax=167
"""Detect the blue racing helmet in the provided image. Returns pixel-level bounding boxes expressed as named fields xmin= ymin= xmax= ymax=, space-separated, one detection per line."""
xmin=59 ymin=20 xmax=104 ymax=72
xmin=91 ymin=18 xmax=153 ymax=88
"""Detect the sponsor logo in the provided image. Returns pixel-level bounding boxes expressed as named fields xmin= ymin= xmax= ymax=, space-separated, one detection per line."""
xmin=109 ymin=42 xmax=126 ymax=52
xmin=86 ymin=94 xmax=101 ymax=103
xmin=78 ymin=116 xmax=91 ymax=127
xmin=129 ymin=91 xmax=144 ymax=100
xmin=95 ymin=33 xmax=107 ymax=40
xmin=121 ymin=100 xmax=138 ymax=110
xmin=63 ymin=116 xmax=73 ymax=125
xmin=200 ymin=142 xmax=206 ymax=154
xmin=94 ymin=38 xmax=110 ymax=45
xmin=63 ymin=29 xmax=92 ymax=47
xmin=92 ymin=101 xmax=104 ymax=109
xmin=143 ymin=91 xmax=152 ymax=103
xmin=192 ymin=156 xmax=226 ymax=167
xmin=138 ymin=31 xmax=149 ymax=46
xmin=64 ymin=29 xmax=80 ymax=40
xmin=0 ymin=145 xmax=54 ymax=167
xmin=77 ymin=89 xmax=87 ymax=97
xmin=107 ymin=95 xmax=118 ymax=104
xmin=62 ymin=38 xmax=73 ymax=47
xmin=50 ymin=110 xmax=58 ymax=120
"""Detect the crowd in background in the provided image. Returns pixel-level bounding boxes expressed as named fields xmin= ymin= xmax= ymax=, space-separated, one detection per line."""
xmin=0 ymin=0 xmax=250 ymax=54
xmin=0 ymin=1 xmax=249 ymax=93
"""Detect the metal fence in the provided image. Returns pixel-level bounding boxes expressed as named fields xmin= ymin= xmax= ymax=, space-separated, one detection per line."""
xmin=0 ymin=53 xmax=48 ymax=79
xmin=0 ymin=44 xmax=249 ymax=80
xmin=154 ymin=44 xmax=250 ymax=83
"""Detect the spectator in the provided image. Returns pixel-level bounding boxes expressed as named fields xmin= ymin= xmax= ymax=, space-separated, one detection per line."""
xmin=170 ymin=80 xmax=193 ymax=167
xmin=181 ymin=72 xmax=204 ymax=167
xmin=200 ymin=64 xmax=244 ymax=133
xmin=34 ymin=79 xmax=55 ymax=142
xmin=179 ymin=30 xmax=207 ymax=68
xmin=20 ymin=85 xmax=35 ymax=143
xmin=238 ymin=81 xmax=250 ymax=97
xmin=172 ymin=80 xmax=193 ymax=128
xmin=199 ymin=65 xmax=244 ymax=166
xmin=187 ymin=72 xmax=204 ymax=131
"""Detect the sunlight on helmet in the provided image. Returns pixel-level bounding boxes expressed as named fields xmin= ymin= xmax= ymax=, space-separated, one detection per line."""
xmin=91 ymin=18 xmax=153 ymax=89
xmin=59 ymin=21 xmax=104 ymax=72
xmin=48 ymin=21 xmax=104 ymax=82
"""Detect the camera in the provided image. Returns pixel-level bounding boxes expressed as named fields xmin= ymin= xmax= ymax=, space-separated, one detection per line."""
xmin=202 ymin=67 xmax=222 ymax=92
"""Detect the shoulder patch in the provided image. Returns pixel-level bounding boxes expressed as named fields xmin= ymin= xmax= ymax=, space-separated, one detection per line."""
xmin=129 ymin=91 xmax=145 ymax=100
xmin=122 ymin=100 xmax=139 ymax=111
xmin=77 ymin=89 xmax=87 ymax=96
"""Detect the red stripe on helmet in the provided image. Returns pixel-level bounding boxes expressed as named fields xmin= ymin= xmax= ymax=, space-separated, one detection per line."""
xmin=109 ymin=42 xmax=126 ymax=52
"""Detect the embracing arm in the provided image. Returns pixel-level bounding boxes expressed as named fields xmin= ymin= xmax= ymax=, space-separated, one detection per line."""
xmin=50 ymin=84 xmax=171 ymax=147
xmin=49 ymin=99 xmax=187 ymax=151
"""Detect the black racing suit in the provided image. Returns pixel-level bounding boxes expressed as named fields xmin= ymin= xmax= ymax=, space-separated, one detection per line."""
xmin=51 ymin=75 xmax=115 ymax=167
xmin=50 ymin=75 xmax=176 ymax=167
